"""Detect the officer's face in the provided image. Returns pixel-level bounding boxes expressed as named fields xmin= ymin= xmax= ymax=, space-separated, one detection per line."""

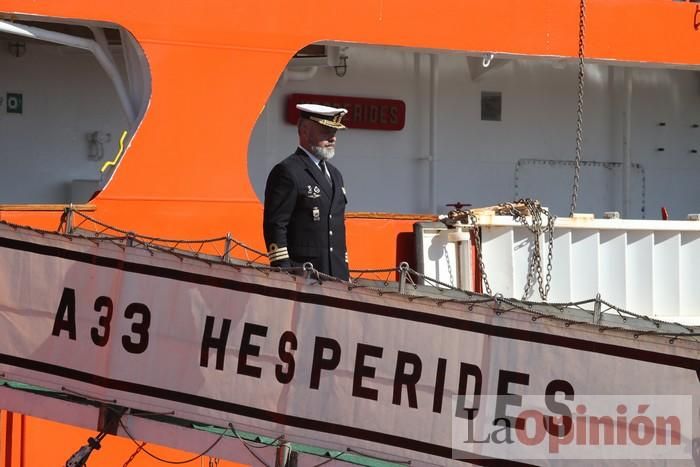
xmin=301 ymin=120 xmax=338 ymax=160
xmin=306 ymin=121 xmax=337 ymax=149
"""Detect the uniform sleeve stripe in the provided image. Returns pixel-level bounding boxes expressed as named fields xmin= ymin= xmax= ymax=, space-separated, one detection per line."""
xmin=269 ymin=251 xmax=290 ymax=261
xmin=269 ymin=251 xmax=289 ymax=260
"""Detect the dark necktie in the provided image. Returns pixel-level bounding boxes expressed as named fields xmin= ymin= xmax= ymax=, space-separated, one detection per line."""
xmin=319 ymin=160 xmax=332 ymax=185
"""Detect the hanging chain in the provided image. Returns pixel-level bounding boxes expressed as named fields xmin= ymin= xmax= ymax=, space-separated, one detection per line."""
xmin=544 ymin=211 xmax=555 ymax=299
xmin=497 ymin=199 xmax=556 ymax=301
xmin=467 ymin=212 xmax=492 ymax=296
xmin=443 ymin=244 xmax=456 ymax=287
xmin=122 ymin=442 xmax=147 ymax=466
xmin=445 ymin=200 xmax=554 ymax=299
xmin=569 ymin=0 xmax=587 ymax=217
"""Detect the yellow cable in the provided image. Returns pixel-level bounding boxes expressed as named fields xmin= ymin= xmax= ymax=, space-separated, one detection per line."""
xmin=101 ymin=130 xmax=128 ymax=173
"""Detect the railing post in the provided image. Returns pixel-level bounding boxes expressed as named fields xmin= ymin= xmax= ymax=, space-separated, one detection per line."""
xmin=399 ymin=262 xmax=409 ymax=294
xmin=223 ymin=233 xmax=232 ymax=263
xmin=276 ymin=440 xmax=292 ymax=467
xmin=303 ymin=262 xmax=315 ymax=281
xmin=593 ymin=293 xmax=602 ymax=325
xmin=64 ymin=204 xmax=74 ymax=234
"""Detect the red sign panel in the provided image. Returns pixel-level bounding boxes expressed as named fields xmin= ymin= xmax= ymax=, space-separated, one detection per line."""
xmin=286 ymin=93 xmax=406 ymax=131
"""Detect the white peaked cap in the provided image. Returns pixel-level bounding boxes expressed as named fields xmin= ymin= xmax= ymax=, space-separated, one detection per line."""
xmin=296 ymin=103 xmax=348 ymax=129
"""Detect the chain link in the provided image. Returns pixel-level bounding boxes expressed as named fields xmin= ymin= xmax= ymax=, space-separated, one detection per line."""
xmin=569 ymin=0 xmax=587 ymax=217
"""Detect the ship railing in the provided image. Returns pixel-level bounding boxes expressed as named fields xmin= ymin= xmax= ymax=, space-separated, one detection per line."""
xmin=5 ymin=204 xmax=694 ymax=342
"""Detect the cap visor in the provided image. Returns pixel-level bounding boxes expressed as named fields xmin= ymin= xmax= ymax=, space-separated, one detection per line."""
xmin=309 ymin=116 xmax=347 ymax=129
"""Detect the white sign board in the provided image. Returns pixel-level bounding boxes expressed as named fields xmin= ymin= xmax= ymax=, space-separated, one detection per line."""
xmin=0 ymin=224 xmax=697 ymax=465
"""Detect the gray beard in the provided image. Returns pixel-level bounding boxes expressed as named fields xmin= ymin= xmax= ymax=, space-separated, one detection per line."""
xmin=311 ymin=145 xmax=335 ymax=161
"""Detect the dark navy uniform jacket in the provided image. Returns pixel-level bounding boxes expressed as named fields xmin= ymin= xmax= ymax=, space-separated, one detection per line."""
xmin=263 ymin=147 xmax=349 ymax=280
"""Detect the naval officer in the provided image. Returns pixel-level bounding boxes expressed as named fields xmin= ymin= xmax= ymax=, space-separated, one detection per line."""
xmin=263 ymin=103 xmax=350 ymax=280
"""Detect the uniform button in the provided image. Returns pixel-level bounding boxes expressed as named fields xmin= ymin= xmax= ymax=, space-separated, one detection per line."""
xmin=329 ymin=214 xmax=332 ymax=219
xmin=329 ymin=230 xmax=333 ymax=236
xmin=330 ymin=247 xmax=334 ymax=252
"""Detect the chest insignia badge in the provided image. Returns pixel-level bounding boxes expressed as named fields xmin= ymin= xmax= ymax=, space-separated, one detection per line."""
xmin=306 ymin=185 xmax=320 ymax=199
